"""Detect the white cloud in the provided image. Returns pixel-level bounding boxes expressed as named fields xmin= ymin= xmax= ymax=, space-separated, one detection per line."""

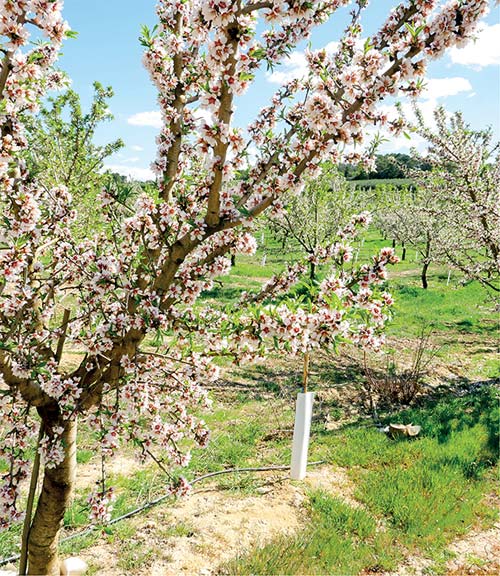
xmin=267 ymin=51 xmax=308 ymax=84
xmin=267 ymin=41 xmax=339 ymax=84
xmin=130 ymin=145 xmax=144 ymax=151
xmin=103 ymin=163 xmax=155 ymax=181
xmin=449 ymin=23 xmax=500 ymax=68
xmin=378 ymin=131 xmax=427 ymax=154
xmin=127 ymin=110 xmax=162 ymax=129
xmin=193 ymin=107 xmax=213 ymax=125
xmin=377 ymin=76 xmax=473 ymax=153
xmin=421 ymin=77 xmax=472 ymax=99
xmin=127 ymin=108 xmax=213 ymax=130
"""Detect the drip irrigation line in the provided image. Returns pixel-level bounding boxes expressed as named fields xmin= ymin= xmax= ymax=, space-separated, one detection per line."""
xmin=0 ymin=460 xmax=325 ymax=567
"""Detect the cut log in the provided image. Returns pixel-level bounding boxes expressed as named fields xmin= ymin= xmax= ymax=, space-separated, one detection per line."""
xmin=388 ymin=423 xmax=421 ymax=438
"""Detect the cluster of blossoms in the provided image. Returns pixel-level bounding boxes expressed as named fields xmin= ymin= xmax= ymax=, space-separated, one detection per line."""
xmin=0 ymin=390 xmax=32 ymax=527
xmin=201 ymin=218 xmax=400 ymax=361
xmin=0 ymin=1 xmax=490 ymax=555
xmin=87 ymin=485 xmax=115 ymax=524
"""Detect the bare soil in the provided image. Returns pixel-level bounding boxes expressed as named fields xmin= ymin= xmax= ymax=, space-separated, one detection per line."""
xmin=77 ymin=464 xmax=352 ymax=575
xmin=70 ymin=463 xmax=499 ymax=576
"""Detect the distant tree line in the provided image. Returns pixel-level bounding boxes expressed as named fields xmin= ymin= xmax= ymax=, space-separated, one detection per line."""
xmin=339 ymin=153 xmax=432 ymax=180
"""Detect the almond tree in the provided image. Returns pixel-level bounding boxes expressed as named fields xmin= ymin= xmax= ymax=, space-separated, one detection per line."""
xmin=411 ymin=107 xmax=499 ymax=293
xmin=375 ymin=184 xmax=446 ymax=288
xmin=0 ymin=1 xmax=489 ymax=573
xmin=22 ymin=82 xmax=124 ymax=241
xmin=268 ymin=165 xmax=365 ymax=280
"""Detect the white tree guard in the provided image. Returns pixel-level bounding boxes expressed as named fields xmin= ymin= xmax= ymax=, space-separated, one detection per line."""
xmin=290 ymin=392 xmax=315 ymax=480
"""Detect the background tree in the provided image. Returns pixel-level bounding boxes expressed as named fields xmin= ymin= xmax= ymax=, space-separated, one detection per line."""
xmin=24 ymin=82 xmax=124 ymax=235
xmin=410 ymin=107 xmax=500 ymax=294
xmin=339 ymin=153 xmax=432 ymax=180
xmin=0 ymin=1 xmax=489 ymax=574
xmin=375 ymin=184 xmax=446 ymax=289
xmin=268 ymin=165 xmax=365 ymax=280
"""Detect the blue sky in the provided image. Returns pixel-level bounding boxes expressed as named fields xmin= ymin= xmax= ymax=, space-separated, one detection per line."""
xmin=58 ymin=1 xmax=499 ymax=180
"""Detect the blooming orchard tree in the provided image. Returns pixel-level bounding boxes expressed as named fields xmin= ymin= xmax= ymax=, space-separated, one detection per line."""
xmin=268 ymin=165 xmax=365 ymax=280
xmin=0 ymin=0 xmax=490 ymax=573
xmin=409 ymin=107 xmax=499 ymax=293
xmin=375 ymin=184 xmax=447 ymax=288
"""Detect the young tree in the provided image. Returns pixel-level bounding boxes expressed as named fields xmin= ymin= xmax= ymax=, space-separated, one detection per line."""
xmin=24 ymin=82 xmax=124 ymax=236
xmin=268 ymin=165 xmax=365 ymax=280
xmin=375 ymin=184 xmax=446 ymax=289
xmin=0 ymin=1 xmax=489 ymax=573
xmin=411 ymin=107 xmax=500 ymax=293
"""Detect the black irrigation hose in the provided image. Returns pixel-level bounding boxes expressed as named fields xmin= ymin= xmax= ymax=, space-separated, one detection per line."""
xmin=0 ymin=460 xmax=326 ymax=567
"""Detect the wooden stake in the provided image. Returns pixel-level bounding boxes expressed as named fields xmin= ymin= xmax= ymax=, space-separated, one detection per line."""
xmin=19 ymin=424 xmax=43 ymax=575
xmin=303 ymin=352 xmax=310 ymax=394
xmin=55 ymin=308 xmax=71 ymax=365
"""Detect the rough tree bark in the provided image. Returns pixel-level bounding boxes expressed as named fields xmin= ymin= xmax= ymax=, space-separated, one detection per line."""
xmin=309 ymin=260 xmax=316 ymax=282
xmin=421 ymin=260 xmax=429 ymax=289
xmin=27 ymin=416 xmax=77 ymax=576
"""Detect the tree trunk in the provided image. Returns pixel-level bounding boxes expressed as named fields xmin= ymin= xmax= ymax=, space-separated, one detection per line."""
xmin=27 ymin=417 xmax=77 ymax=576
xmin=401 ymin=242 xmax=406 ymax=261
xmin=421 ymin=261 xmax=429 ymax=289
xmin=309 ymin=261 xmax=316 ymax=282
xmin=421 ymin=237 xmax=431 ymax=290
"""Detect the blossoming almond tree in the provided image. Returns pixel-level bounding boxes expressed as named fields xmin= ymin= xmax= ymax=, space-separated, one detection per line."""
xmin=375 ymin=183 xmax=446 ymax=289
xmin=410 ymin=107 xmax=499 ymax=293
xmin=267 ymin=165 xmax=366 ymax=280
xmin=0 ymin=0 xmax=489 ymax=573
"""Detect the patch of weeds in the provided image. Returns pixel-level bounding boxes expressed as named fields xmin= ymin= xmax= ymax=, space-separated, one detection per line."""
xmin=59 ymin=531 xmax=100 ymax=556
xmin=357 ymin=449 xmax=487 ymax=551
xmin=189 ymin=418 xmax=266 ymax=474
xmin=395 ymin=385 xmax=499 ymax=445
xmin=349 ymin=388 xmax=499 ymax=554
xmin=84 ymin=563 xmax=100 ymax=576
xmin=64 ymin=496 xmax=90 ymax=528
xmin=213 ymin=473 xmax=265 ymax=495
xmin=117 ymin=540 xmax=156 ymax=571
xmin=218 ymin=491 xmax=401 ymax=575
xmin=160 ymin=521 xmax=196 ymax=538
xmin=76 ymin=449 xmax=94 ymax=465
xmin=105 ymin=521 xmax=136 ymax=542
xmin=465 ymin=554 xmax=490 ymax=568
xmin=329 ymin=406 xmax=343 ymax=421
xmin=0 ymin=523 xmax=21 ymax=560
xmin=423 ymin=548 xmax=457 ymax=575
xmin=112 ymin=467 xmax=163 ymax=514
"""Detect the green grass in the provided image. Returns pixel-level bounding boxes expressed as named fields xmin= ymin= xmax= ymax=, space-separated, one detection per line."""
xmin=389 ymin=279 xmax=496 ymax=337
xmin=219 ymin=491 xmax=401 ymax=575
xmin=197 ymin=227 xmax=496 ymax=341
xmin=218 ymin=386 xmax=499 ymax=574
xmin=350 ymin=178 xmax=413 ymax=189
xmin=116 ymin=540 xmax=156 ymax=571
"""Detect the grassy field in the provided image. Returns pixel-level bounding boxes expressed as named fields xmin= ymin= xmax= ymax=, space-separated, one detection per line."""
xmin=2 ymin=374 xmax=495 ymax=574
xmin=349 ymin=178 xmax=413 ymax=189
